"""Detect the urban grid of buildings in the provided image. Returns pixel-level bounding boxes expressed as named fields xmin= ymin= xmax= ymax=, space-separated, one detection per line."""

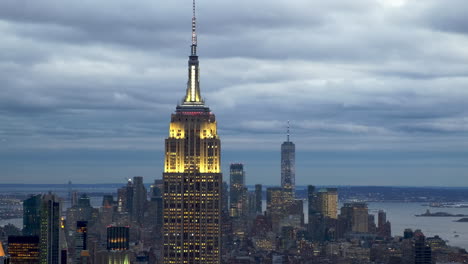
xmin=1 ymin=1 xmax=468 ymax=264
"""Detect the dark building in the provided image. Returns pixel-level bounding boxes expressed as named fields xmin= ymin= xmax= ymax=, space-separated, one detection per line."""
xmin=107 ymin=226 xmax=130 ymax=251
xmin=39 ymin=194 xmax=61 ymax=264
xmin=162 ymin=2 xmax=222 ymax=263
xmin=23 ymin=195 xmax=41 ymax=237
xmin=149 ymin=179 xmax=164 ymax=231
xmin=132 ymin=176 xmax=147 ymax=224
xmin=117 ymin=179 xmax=134 ymax=214
xmin=255 ymin=184 xmax=262 ymax=214
xmin=221 ymin=182 xmax=229 ymax=215
xmin=74 ymin=221 xmax=87 ymax=264
xmin=7 ymin=236 xmax=40 ymax=264
xmin=230 ymin=163 xmax=245 ymax=218
xmin=340 ymin=202 xmax=369 ymax=234
xmin=414 ymin=232 xmax=432 ymax=264
xmin=281 ymin=123 xmax=295 ymax=201
xmin=377 ymin=210 xmax=392 ymax=238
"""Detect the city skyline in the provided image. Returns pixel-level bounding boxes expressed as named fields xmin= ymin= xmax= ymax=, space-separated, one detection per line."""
xmin=1 ymin=0 xmax=468 ymax=186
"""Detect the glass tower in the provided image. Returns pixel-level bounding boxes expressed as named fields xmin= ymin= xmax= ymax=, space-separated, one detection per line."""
xmin=229 ymin=163 xmax=245 ymax=217
xmin=281 ymin=127 xmax=295 ymax=200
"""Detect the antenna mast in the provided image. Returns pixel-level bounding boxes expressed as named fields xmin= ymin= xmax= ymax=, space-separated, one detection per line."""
xmin=287 ymin=120 xmax=290 ymax=142
xmin=191 ymin=0 xmax=197 ymax=55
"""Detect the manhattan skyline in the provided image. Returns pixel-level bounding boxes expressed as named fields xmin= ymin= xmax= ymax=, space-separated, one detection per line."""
xmin=1 ymin=0 xmax=468 ymax=186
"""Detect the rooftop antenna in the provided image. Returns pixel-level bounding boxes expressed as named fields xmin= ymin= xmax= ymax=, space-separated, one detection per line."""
xmin=191 ymin=0 xmax=197 ymax=55
xmin=287 ymin=120 xmax=290 ymax=142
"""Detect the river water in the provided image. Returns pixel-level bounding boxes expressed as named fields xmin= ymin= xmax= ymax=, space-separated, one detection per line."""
xmin=1 ymin=185 xmax=467 ymax=250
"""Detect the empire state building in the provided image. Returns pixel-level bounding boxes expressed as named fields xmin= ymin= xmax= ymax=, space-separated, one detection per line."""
xmin=162 ymin=2 xmax=222 ymax=263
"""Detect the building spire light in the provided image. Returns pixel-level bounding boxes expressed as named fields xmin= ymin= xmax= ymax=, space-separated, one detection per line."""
xmin=182 ymin=0 xmax=204 ymax=106
xmin=191 ymin=0 xmax=197 ymax=55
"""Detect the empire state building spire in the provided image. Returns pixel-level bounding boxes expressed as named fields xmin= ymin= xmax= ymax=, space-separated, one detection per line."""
xmin=183 ymin=0 xmax=203 ymax=105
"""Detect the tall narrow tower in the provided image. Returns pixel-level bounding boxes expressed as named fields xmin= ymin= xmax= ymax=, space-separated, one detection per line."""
xmin=281 ymin=121 xmax=295 ymax=201
xmin=163 ymin=1 xmax=222 ymax=263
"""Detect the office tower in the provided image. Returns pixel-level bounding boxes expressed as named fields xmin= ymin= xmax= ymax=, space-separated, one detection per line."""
xmin=23 ymin=195 xmax=41 ymax=237
xmin=7 ymin=236 xmax=40 ymax=264
xmin=307 ymin=186 xmax=317 ymax=216
xmin=378 ymin=210 xmax=386 ymax=227
xmin=316 ymin=188 xmax=338 ymax=219
xmin=281 ymin=122 xmax=295 ymax=202
xmin=229 ymin=163 xmax=245 ymax=218
xmin=149 ymin=179 xmax=164 ymax=231
xmin=162 ymin=2 xmax=222 ymax=263
xmin=414 ymin=236 xmax=432 ymax=264
xmin=368 ymin=214 xmax=377 ymax=234
xmin=255 ymin=184 xmax=262 ymax=214
xmin=39 ymin=194 xmax=61 ymax=264
xmin=341 ymin=202 xmax=369 ymax=234
xmin=117 ymin=179 xmax=134 ymax=214
xmin=221 ymin=182 xmax=229 ymax=215
xmin=266 ymin=187 xmax=286 ymax=231
xmin=307 ymin=185 xmax=322 ymax=241
xmin=247 ymin=191 xmax=257 ymax=217
xmin=74 ymin=221 xmax=87 ymax=264
xmin=107 ymin=226 xmax=130 ymax=251
xmin=377 ymin=210 xmax=392 ymax=238
xmin=132 ymin=176 xmax=147 ymax=224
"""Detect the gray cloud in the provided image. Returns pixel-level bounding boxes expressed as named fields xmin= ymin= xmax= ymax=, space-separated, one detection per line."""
xmin=0 ymin=0 xmax=467 ymax=184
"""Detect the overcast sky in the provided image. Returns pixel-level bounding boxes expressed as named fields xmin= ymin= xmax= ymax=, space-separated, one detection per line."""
xmin=1 ymin=0 xmax=468 ymax=186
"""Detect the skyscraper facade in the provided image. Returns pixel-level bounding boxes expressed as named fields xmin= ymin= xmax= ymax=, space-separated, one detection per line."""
xmin=281 ymin=124 xmax=295 ymax=201
xmin=255 ymin=184 xmax=262 ymax=214
xmin=7 ymin=236 xmax=40 ymax=264
xmin=74 ymin=221 xmax=88 ymax=264
xmin=229 ymin=163 xmax=245 ymax=218
xmin=316 ymin=188 xmax=338 ymax=219
xmin=162 ymin=2 xmax=222 ymax=263
xmin=39 ymin=194 xmax=61 ymax=264
xmin=132 ymin=176 xmax=147 ymax=224
xmin=23 ymin=195 xmax=42 ymax=237
xmin=107 ymin=226 xmax=130 ymax=251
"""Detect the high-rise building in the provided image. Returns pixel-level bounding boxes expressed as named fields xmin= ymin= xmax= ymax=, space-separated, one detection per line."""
xmin=117 ymin=179 xmax=134 ymax=214
xmin=307 ymin=185 xmax=323 ymax=241
xmin=229 ymin=163 xmax=245 ymax=218
xmin=150 ymin=179 xmax=164 ymax=231
xmin=74 ymin=221 xmax=87 ymax=264
xmin=316 ymin=188 xmax=338 ymax=219
xmin=39 ymin=194 xmax=61 ymax=264
xmin=23 ymin=195 xmax=42 ymax=237
xmin=162 ymin=2 xmax=222 ymax=263
xmin=281 ymin=122 xmax=295 ymax=201
xmin=221 ymin=182 xmax=229 ymax=215
xmin=7 ymin=236 xmax=40 ymax=264
xmin=377 ymin=210 xmax=392 ymax=238
xmin=307 ymin=186 xmax=317 ymax=216
xmin=107 ymin=226 xmax=130 ymax=251
xmin=414 ymin=234 xmax=432 ymax=264
xmin=132 ymin=176 xmax=147 ymax=224
xmin=341 ymin=202 xmax=368 ymax=234
xmin=255 ymin=184 xmax=262 ymax=214
xmin=266 ymin=187 xmax=286 ymax=232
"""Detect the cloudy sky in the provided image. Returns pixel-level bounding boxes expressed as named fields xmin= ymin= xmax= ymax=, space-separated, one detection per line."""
xmin=1 ymin=0 xmax=468 ymax=186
